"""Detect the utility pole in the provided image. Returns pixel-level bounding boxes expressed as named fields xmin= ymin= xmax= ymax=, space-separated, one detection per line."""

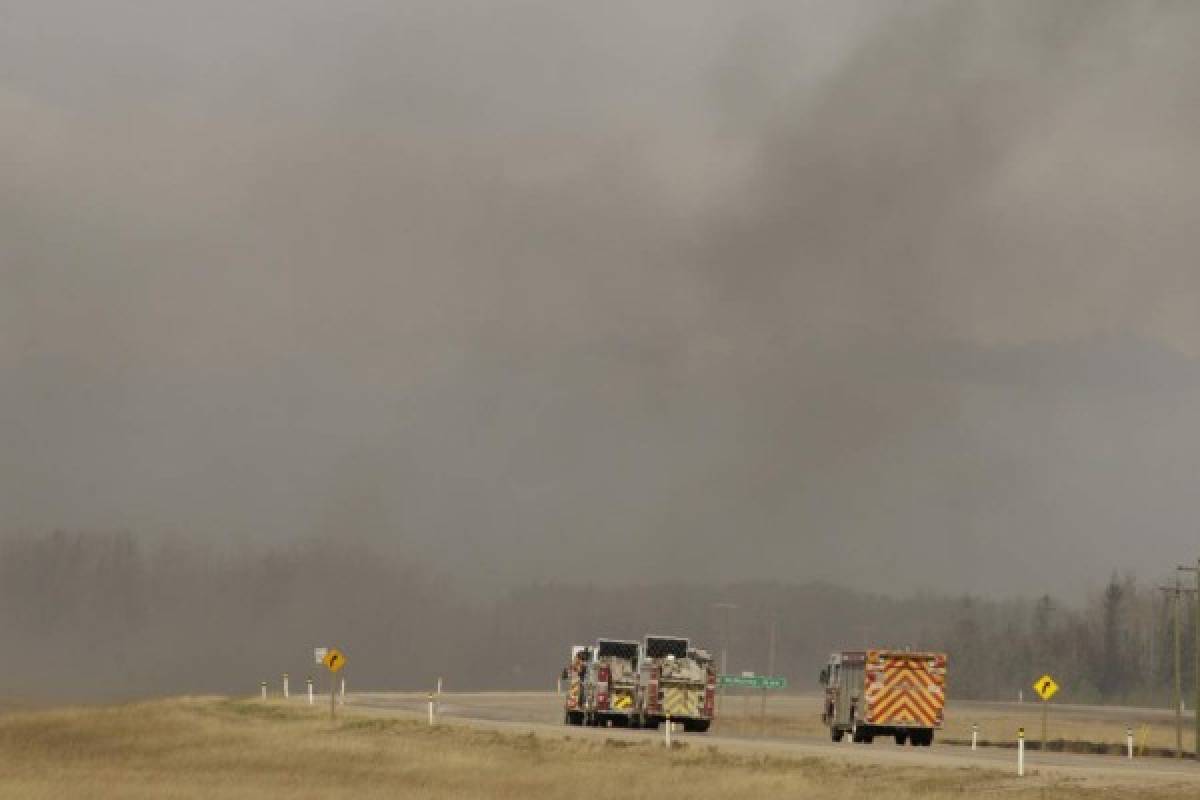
xmin=761 ymin=616 xmax=777 ymax=737
xmin=712 ymin=602 xmax=737 ymax=718
xmin=1159 ymin=576 xmax=1197 ymax=759
xmin=1180 ymin=563 xmax=1200 ymax=760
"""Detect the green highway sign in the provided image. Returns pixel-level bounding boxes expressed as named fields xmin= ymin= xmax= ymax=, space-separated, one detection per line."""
xmin=717 ymin=674 xmax=787 ymax=690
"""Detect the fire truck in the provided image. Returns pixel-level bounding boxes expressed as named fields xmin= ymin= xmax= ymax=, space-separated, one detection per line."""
xmin=637 ymin=635 xmax=715 ymax=732
xmin=564 ymin=640 xmax=642 ymax=727
xmin=820 ymin=649 xmax=947 ymax=746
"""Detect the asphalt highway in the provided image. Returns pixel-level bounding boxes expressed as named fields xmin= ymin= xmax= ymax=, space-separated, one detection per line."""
xmin=332 ymin=691 xmax=1200 ymax=789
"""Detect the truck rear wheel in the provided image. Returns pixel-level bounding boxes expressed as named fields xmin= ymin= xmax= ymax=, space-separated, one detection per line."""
xmin=894 ymin=732 xmax=907 ymax=745
xmin=683 ymin=720 xmax=710 ymax=733
xmin=907 ymin=729 xmax=933 ymax=746
xmin=830 ymin=728 xmax=844 ymax=742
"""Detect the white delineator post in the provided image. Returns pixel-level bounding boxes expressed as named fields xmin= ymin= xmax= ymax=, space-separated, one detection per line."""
xmin=971 ymin=724 xmax=978 ymax=751
xmin=1127 ymin=727 xmax=1134 ymax=760
xmin=1017 ymin=728 xmax=1025 ymax=777
xmin=260 ymin=681 xmax=267 ymax=700
xmin=428 ymin=693 xmax=435 ymax=726
xmin=283 ymin=673 xmax=289 ymax=699
xmin=665 ymin=713 xmax=672 ymax=748
xmin=307 ymin=678 xmax=314 ymax=706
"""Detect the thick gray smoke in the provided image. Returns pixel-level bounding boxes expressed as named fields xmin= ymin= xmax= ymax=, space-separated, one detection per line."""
xmin=5 ymin=0 xmax=1200 ymax=606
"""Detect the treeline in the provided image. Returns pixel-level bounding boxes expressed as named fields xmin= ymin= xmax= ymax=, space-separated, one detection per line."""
xmin=0 ymin=531 xmax=1186 ymax=705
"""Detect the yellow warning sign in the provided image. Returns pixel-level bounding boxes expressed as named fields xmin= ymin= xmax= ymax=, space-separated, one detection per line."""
xmin=323 ymin=648 xmax=346 ymax=673
xmin=1033 ymin=674 xmax=1058 ymax=701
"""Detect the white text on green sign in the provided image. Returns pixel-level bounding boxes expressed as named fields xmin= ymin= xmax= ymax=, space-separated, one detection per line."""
xmin=717 ymin=675 xmax=787 ymax=690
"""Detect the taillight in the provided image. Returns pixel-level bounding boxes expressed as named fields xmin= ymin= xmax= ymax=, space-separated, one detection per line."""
xmin=704 ymin=668 xmax=715 ymax=715
xmin=599 ymin=666 xmax=611 ymax=684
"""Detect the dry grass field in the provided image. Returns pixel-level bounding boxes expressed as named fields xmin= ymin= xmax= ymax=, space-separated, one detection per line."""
xmin=0 ymin=696 xmax=1189 ymax=799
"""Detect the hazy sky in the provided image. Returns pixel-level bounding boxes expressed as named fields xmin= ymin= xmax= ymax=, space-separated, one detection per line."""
xmin=4 ymin=1 xmax=1200 ymax=599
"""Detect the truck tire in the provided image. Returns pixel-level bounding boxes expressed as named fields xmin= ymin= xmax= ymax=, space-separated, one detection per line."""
xmin=684 ymin=720 xmax=710 ymax=733
xmin=830 ymin=728 xmax=844 ymax=743
xmin=894 ymin=732 xmax=907 ymax=745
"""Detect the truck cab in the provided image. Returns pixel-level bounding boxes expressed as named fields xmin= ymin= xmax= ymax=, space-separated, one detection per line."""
xmin=820 ymin=651 xmax=865 ymax=741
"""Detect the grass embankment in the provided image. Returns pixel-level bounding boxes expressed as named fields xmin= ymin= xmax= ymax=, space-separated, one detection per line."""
xmin=0 ymin=697 xmax=1183 ymax=799
xmin=716 ymin=698 xmax=1188 ymax=757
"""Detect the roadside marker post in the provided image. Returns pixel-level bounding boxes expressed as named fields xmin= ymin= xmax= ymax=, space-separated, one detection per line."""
xmin=428 ymin=693 xmax=435 ymax=726
xmin=283 ymin=673 xmax=289 ymax=699
xmin=665 ymin=713 xmax=672 ymax=748
xmin=1126 ymin=727 xmax=1133 ymax=760
xmin=971 ymin=724 xmax=978 ymax=751
xmin=307 ymin=677 xmax=314 ymax=706
xmin=260 ymin=681 xmax=267 ymax=701
xmin=340 ymin=677 xmax=346 ymax=705
xmin=1017 ymin=728 xmax=1025 ymax=777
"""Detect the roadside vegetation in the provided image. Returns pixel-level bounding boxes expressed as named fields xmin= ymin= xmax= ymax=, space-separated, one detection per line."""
xmin=715 ymin=700 xmax=1189 ymax=757
xmin=0 ymin=697 xmax=1189 ymax=799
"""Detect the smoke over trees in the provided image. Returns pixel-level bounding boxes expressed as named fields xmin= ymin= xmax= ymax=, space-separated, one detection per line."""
xmin=0 ymin=530 xmax=1182 ymax=705
xmin=5 ymin=1 xmax=1200 ymax=609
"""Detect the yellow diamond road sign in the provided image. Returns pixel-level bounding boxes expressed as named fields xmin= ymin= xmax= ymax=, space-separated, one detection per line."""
xmin=1033 ymin=674 xmax=1058 ymax=701
xmin=323 ymin=648 xmax=346 ymax=673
